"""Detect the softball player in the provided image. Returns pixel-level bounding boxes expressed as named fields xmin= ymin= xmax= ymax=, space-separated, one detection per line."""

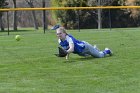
xmin=55 ymin=27 xmax=112 ymax=60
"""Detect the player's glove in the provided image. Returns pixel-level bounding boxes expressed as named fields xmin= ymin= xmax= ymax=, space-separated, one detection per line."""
xmin=55 ymin=47 xmax=68 ymax=57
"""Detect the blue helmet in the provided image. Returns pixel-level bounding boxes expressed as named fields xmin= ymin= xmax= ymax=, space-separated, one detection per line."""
xmin=51 ymin=25 xmax=60 ymax=30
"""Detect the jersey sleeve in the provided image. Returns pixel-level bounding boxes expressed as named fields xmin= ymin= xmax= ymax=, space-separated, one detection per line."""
xmin=58 ymin=39 xmax=61 ymax=43
xmin=66 ymin=35 xmax=74 ymax=44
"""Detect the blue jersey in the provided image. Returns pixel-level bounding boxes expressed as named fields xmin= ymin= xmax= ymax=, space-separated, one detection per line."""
xmin=59 ymin=34 xmax=85 ymax=54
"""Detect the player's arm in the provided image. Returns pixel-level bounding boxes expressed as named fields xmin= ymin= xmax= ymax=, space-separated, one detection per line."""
xmin=66 ymin=43 xmax=74 ymax=60
xmin=65 ymin=36 xmax=74 ymax=60
xmin=67 ymin=43 xmax=74 ymax=53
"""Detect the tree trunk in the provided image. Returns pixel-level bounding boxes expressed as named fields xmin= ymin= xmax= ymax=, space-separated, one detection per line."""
xmin=13 ymin=0 xmax=17 ymax=30
xmin=25 ymin=0 xmax=39 ymax=30
xmin=0 ymin=12 xmax=4 ymax=31
xmin=31 ymin=10 xmax=39 ymax=30
xmin=98 ymin=0 xmax=102 ymax=29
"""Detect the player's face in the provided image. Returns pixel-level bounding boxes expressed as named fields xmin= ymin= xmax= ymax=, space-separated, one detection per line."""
xmin=56 ymin=30 xmax=66 ymax=40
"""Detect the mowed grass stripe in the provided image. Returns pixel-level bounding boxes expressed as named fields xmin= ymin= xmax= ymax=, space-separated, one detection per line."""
xmin=0 ymin=28 xmax=140 ymax=93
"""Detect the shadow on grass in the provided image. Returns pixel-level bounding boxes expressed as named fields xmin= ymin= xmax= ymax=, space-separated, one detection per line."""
xmin=62 ymin=55 xmax=114 ymax=63
xmin=0 ymin=30 xmax=32 ymax=35
xmin=0 ymin=29 xmax=33 ymax=32
xmin=63 ymin=56 xmax=95 ymax=63
xmin=0 ymin=29 xmax=46 ymax=36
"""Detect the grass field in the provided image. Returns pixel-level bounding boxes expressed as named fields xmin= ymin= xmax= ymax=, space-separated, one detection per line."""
xmin=0 ymin=28 xmax=140 ymax=93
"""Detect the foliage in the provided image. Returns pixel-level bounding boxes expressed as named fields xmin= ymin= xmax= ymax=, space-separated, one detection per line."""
xmin=1 ymin=0 xmax=140 ymax=29
xmin=52 ymin=0 xmax=92 ymax=29
xmin=51 ymin=0 xmax=140 ymax=29
xmin=0 ymin=0 xmax=5 ymax=7
xmin=0 ymin=0 xmax=8 ymax=8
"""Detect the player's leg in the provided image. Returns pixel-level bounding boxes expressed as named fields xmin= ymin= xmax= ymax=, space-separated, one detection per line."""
xmin=83 ymin=42 xmax=105 ymax=58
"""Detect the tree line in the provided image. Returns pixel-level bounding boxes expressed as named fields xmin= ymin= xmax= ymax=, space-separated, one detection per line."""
xmin=0 ymin=0 xmax=50 ymax=31
xmin=52 ymin=0 xmax=140 ymax=29
xmin=0 ymin=0 xmax=140 ymax=31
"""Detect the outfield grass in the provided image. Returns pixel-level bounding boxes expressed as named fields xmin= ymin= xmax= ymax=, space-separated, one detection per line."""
xmin=0 ymin=28 xmax=140 ymax=93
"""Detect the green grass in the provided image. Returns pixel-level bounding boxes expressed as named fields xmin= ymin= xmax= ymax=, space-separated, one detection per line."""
xmin=0 ymin=28 xmax=140 ymax=93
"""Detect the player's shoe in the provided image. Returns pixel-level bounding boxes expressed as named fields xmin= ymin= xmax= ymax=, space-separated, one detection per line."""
xmin=104 ymin=48 xmax=113 ymax=56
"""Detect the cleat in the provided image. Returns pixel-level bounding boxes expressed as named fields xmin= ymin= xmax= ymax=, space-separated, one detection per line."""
xmin=105 ymin=48 xmax=113 ymax=56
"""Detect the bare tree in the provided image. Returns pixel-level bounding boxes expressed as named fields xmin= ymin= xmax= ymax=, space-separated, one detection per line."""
xmin=13 ymin=0 xmax=17 ymax=30
xmin=25 ymin=0 xmax=39 ymax=30
xmin=88 ymin=0 xmax=116 ymax=29
xmin=0 ymin=0 xmax=8 ymax=31
xmin=0 ymin=12 xmax=4 ymax=31
xmin=97 ymin=0 xmax=102 ymax=29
